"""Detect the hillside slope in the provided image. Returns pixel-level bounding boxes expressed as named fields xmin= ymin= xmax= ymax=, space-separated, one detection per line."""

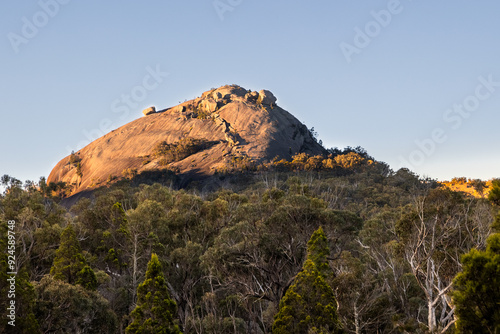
xmin=48 ymin=85 xmax=325 ymax=195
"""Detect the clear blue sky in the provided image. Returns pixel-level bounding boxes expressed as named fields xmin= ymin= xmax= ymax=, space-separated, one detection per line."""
xmin=1 ymin=0 xmax=499 ymax=183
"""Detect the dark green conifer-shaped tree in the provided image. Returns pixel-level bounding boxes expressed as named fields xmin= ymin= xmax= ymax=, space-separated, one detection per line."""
xmin=307 ymin=226 xmax=333 ymax=278
xmin=452 ymin=233 xmax=500 ymax=333
xmin=126 ymin=253 xmax=182 ymax=334
xmin=273 ymin=226 xmax=343 ymax=334
xmin=50 ymin=224 xmax=97 ymax=290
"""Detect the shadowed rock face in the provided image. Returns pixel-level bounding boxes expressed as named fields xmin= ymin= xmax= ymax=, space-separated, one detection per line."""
xmin=48 ymin=85 xmax=325 ymax=195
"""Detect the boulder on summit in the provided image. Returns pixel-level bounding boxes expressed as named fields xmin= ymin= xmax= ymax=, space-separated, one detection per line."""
xmin=258 ymin=90 xmax=277 ymax=105
xmin=142 ymin=106 xmax=156 ymax=116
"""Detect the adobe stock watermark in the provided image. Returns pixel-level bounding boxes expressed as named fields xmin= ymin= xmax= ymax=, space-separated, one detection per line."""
xmin=213 ymin=0 xmax=243 ymax=21
xmin=7 ymin=0 xmax=71 ymax=54
xmin=399 ymin=74 xmax=499 ymax=170
xmin=6 ymin=220 xmax=17 ymax=327
xmin=65 ymin=64 xmax=169 ymax=155
xmin=339 ymin=0 xmax=411 ymax=64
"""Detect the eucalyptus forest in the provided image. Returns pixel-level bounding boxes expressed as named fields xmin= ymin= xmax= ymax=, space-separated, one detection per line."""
xmin=1 ymin=149 xmax=499 ymax=333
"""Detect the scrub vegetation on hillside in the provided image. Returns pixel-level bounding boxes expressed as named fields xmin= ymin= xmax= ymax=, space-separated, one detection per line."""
xmin=1 ymin=150 xmax=499 ymax=333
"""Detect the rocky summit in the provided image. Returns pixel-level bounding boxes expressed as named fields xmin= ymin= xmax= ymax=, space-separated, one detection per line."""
xmin=48 ymin=85 xmax=325 ymax=195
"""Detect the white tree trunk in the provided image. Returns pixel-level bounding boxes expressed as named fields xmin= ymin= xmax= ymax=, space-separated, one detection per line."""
xmin=131 ymin=234 xmax=138 ymax=309
xmin=428 ymin=299 xmax=436 ymax=333
xmin=354 ymin=300 xmax=361 ymax=334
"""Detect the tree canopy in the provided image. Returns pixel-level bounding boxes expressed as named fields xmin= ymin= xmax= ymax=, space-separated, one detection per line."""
xmin=50 ymin=224 xmax=97 ymax=290
xmin=126 ymin=253 xmax=182 ymax=334
xmin=452 ymin=233 xmax=500 ymax=333
xmin=273 ymin=227 xmax=343 ymax=334
xmin=0 ymin=159 xmax=496 ymax=333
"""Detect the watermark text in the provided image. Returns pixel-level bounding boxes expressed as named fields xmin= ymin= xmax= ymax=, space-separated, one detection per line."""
xmin=213 ymin=0 xmax=243 ymax=21
xmin=7 ymin=0 xmax=71 ymax=54
xmin=6 ymin=220 xmax=17 ymax=327
xmin=399 ymin=74 xmax=499 ymax=169
xmin=340 ymin=0 xmax=409 ymax=63
xmin=65 ymin=64 xmax=169 ymax=154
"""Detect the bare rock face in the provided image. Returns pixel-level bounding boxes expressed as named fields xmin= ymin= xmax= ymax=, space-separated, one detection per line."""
xmin=258 ymin=90 xmax=277 ymax=105
xmin=142 ymin=106 xmax=156 ymax=116
xmin=48 ymin=84 xmax=325 ymax=196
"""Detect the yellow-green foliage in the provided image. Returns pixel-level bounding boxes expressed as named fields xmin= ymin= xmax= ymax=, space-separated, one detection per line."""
xmin=334 ymin=152 xmax=364 ymax=169
xmin=441 ymin=177 xmax=493 ymax=198
xmin=214 ymin=154 xmax=258 ymax=175
xmin=229 ymin=154 xmax=256 ymax=171
xmin=69 ymin=152 xmax=82 ymax=166
xmin=76 ymin=162 xmax=83 ymax=178
xmin=265 ymin=152 xmax=371 ymax=173
xmin=151 ymin=138 xmax=212 ymax=166
xmin=122 ymin=168 xmax=138 ymax=179
xmin=196 ymin=109 xmax=211 ymax=120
